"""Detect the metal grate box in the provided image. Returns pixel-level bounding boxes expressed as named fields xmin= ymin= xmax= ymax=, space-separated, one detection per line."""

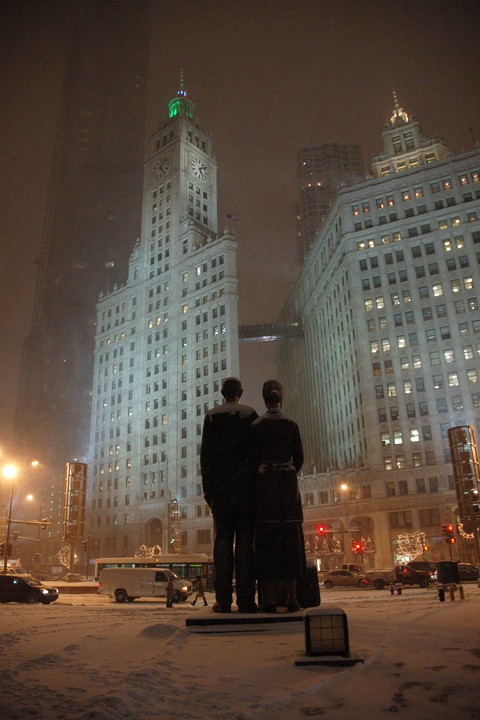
xmin=304 ymin=607 xmax=350 ymax=656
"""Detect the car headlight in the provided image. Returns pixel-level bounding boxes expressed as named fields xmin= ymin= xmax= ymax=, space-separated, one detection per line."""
xmin=181 ymin=585 xmax=188 ymax=592
xmin=41 ymin=589 xmax=49 ymax=594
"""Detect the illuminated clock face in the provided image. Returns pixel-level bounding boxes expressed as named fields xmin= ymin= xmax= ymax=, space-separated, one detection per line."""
xmin=191 ymin=157 xmax=208 ymax=181
xmin=152 ymin=157 xmax=170 ymax=180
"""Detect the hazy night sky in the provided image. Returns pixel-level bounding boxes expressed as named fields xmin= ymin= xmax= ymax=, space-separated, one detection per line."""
xmin=1 ymin=0 xmax=479 ymax=437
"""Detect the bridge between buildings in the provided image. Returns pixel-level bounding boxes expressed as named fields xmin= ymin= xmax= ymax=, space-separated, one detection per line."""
xmin=238 ymin=322 xmax=303 ymax=342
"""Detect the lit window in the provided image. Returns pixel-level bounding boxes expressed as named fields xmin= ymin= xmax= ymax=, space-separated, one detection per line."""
xmin=410 ymin=429 xmax=420 ymax=443
xmin=467 ymin=369 xmax=478 ymax=383
xmin=412 ymin=354 xmax=422 ymax=368
xmin=387 ymin=383 xmax=397 ymax=397
xmin=448 ymin=372 xmax=459 ymax=387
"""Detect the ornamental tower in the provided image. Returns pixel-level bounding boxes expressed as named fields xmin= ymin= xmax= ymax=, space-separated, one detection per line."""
xmin=87 ymin=80 xmax=239 ymax=557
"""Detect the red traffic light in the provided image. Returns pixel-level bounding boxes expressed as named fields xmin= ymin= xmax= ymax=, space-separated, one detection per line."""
xmin=448 ymin=537 xmax=456 ymax=545
xmin=317 ymin=525 xmax=326 ymax=534
xmin=352 ymin=540 xmax=363 ymax=553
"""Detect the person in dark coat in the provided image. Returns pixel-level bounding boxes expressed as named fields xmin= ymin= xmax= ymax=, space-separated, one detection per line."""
xmin=166 ymin=576 xmax=175 ymax=608
xmin=250 ymin=379 xmax=305 ymax=613
xmin=200 ymin=377 xmax=258 ymax=613
xmin=190 ymin=575 xmax=208 ymax=606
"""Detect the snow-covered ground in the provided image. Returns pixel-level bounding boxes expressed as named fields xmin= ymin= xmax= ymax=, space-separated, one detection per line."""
xmin=1 ymin=584 xmax=479 ymax=720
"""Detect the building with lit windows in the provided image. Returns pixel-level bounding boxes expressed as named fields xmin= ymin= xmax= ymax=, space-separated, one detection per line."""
xmin=279 ymin=98 xmax=480 ymax=568
xmin=297 ymin=143 xmax=365 ymax=258
xmin=87 ymin=82 xmax=239 ymax=558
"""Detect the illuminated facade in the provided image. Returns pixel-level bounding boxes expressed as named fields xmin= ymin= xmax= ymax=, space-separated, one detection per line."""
xmin=87 ymin=83 xmax=239 ymax=558
xmin=279 ymin=100 xmax=480 ymax=567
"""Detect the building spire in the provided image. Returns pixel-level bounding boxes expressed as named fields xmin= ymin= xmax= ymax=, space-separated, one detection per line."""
xmin=168 ymin=69 xmax=194 ymax=119
xmin=390 ymin=89 xmax=409 ymax=126
xmin=178 ymin=67 xmax=186 ymax=97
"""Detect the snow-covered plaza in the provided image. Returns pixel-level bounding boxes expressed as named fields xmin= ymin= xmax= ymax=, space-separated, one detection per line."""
xmin=1 ymin=584 xmax=479 ymax=720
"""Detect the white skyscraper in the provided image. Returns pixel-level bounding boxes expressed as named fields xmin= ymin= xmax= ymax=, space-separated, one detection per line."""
xmin=278 ymin=99 xmax=480 ymax=567
xmin=87 ymin=80 xmax=239 ymax=558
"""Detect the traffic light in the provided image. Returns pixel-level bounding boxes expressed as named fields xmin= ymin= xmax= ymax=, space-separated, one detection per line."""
xmin=352 ymin=540 xmax=363 ymax=554
xmin=41 ymin=518 xmax=49 ymax=530
xmin=317 ymin=524 xmax=326 ymax=534
xmin=82 ymin=540 xmax=88 ymax=552
xmin=442 ymin=522 xmax=456 ymax=544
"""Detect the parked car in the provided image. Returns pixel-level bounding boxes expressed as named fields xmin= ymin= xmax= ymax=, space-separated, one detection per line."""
xmin=458 ymin=563 xmax=479 ymax=582
xmin=63 ymin=573 xmax=86 ymax=582
xmin=322 ymin=570 xmax=369 ymax=589
xmin=0 ymin=574 xmax=58 ymax=604
xmin=4 ymin=566 xmax=29 ymax=576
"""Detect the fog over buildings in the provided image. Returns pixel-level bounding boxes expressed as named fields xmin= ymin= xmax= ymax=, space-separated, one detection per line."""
xmin=1 ymin=0 xmax=479 ymax=567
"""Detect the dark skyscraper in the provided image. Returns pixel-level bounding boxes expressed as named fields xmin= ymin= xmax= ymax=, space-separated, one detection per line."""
xmin=14 ymin=1 xmax=149 ymax=477
xmin=297 ymin=143 xmax=365 ymax=258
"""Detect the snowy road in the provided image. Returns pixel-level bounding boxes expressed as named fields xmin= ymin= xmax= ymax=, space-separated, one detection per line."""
xmin=0 ymin=585 xmax=479 ymax=719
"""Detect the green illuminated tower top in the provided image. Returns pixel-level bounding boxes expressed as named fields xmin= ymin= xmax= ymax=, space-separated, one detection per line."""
xmin=168 ymin=69 xmax=194 ymax=119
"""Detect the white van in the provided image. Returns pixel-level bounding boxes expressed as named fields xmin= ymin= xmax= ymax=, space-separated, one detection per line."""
xmin=98 ymin=567 xmax=192 ymax=603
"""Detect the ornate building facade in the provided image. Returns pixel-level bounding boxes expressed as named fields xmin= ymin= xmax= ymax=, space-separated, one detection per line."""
xmin=87 ymin=82 xmax=240 ymax=558
xmin=279 ymin=99 xmax=480 ymax=568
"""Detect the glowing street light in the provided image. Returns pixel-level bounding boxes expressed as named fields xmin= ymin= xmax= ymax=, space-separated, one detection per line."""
xmin=2 ymin=464 xmax=18 ymax=573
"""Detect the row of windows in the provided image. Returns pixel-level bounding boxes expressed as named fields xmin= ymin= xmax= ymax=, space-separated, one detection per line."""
xmin=356 ymin=184 xmax=479 ymax=217
xmin=362 ymin=268 xmax=475 ymax=291
xmin=355 ymin=207 xmax=477 ymax=239
xmin=352 ymin=171 xmax=479 ymax=218
xmin=359 ymin=235 xmax=472 ymax=271
xmin=371 ymin=339 xmax=480 ymax=360
xmin=365 ymin=286 xmax=479 ymax=313
xmin=383 ymin=451 xmax=436 ymax=470
xmin=372 ymin=348 xmax=476 ymax=376
xmin=302 ymin=474 xmax=452 ymax=509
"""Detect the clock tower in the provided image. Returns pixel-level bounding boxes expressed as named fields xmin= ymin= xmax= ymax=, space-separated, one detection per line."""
xmin=88 ymin=79 xmax=240 ymax=558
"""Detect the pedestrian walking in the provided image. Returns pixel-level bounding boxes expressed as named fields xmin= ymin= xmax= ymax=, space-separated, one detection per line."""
xmin=166 ymin=576 xmax=175 ymax=608
xmin=190 ymin=575 xmax=208 ymax=606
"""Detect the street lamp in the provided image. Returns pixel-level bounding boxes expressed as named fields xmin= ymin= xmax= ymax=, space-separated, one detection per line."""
xmin=2 ymin=464 xmax=17 ymax=573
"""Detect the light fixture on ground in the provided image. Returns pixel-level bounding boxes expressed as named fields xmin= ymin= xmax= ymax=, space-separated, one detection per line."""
xmin=295 ymin=607 xmax=364 ymax=666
